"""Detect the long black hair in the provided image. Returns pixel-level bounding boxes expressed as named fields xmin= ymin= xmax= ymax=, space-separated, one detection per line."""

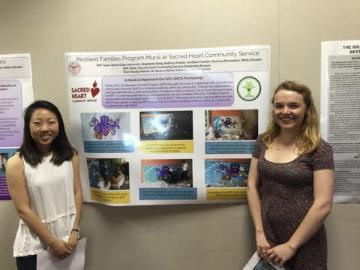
xmin=19 ymin=100 xmax=75 ymax=166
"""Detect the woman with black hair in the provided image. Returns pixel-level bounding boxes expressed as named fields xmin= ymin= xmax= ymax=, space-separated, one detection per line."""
xmin=6 ymin=100 xmax=82 ymax=270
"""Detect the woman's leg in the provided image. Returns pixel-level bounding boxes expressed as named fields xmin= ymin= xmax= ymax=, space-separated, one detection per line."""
xmin=16 ymin=255 xmax=36 ymax=270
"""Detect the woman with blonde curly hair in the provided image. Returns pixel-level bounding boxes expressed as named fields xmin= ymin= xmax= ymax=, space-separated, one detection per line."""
xmin=247 ymin=81 xmax=334 ymax=269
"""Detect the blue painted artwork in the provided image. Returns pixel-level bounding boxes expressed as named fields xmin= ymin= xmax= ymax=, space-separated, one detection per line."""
xmin=205 ymin=160 xmax=250 ymax=187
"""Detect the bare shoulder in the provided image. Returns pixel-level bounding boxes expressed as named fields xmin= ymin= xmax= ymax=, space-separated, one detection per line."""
xmin=5 ymin=153 xmax=25 ymax=185
xmin=71 ymin=151 xmax=80 ymax=169
xmin=71 ymin=151 xmax=79 ymax=162
xmin=6 ymin=153 xmax=23 ymax=171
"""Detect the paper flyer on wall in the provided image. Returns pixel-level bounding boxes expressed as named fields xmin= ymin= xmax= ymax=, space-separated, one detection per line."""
xmin=65 ymin=46 xmax=270 ymax=206
xmin=0 ymin=54 xmax=34 ymax=200
xmin=321 ymin=40 xmax=360 ymax=203
xmin=243 ymin=252 xmax=285 ymax=270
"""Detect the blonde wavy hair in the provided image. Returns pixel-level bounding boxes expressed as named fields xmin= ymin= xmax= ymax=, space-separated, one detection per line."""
xmin=261 ymin=81 xmax=320 ymax=153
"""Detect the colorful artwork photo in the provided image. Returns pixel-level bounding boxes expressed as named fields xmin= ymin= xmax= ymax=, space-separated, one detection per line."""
xmin=81 ymin=112 xmax=130 ymax=141
xmin=205 ymin=110 xmax=258 ymax=141
xmin=142 ymin=159 xmax=193 ymax=187
xmin=205 ymin=158 xmax=250 ymax=187
xmin=87 ymin=158 xmax=130 ymax=190
xmin=140 ymin=111 xmax=193 ymax=141
xmin=0 ymin=152 xmax=9 ymax=176
xmin=0 ymin=149 xmax=16 ymax=177
xmin=0 ymin=149 xmax=16 ymax=200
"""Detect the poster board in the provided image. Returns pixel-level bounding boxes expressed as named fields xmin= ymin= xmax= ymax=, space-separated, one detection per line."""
xmin=65 ymin=46 xmax=270 ymax=205
xmin=321 ymin=40 xmax=360 ymax=203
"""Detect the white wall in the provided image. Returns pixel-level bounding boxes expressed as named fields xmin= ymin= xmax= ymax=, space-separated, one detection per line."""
xmin=0 ymin=0 xmax=359 ymax=269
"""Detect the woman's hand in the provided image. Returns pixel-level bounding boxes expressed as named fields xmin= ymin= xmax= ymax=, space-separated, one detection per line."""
xmin=267 ymin=242 xmax=297 ymax=267
xmin=50 ymin=238 xmax=73 ymax=259
xmin=67 ymin=230 xmax=79 ymax=250
xmin=256 ymin=231 xmax=271 ymax=260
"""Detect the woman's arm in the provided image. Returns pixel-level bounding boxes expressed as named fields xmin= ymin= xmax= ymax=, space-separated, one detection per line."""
xmin=268 ymin=169 xmax=334 ymax=266
xmin=247 ymin=157 xmax=271 ymax=258
xmin=6 ymin=155 xmax=73 ymax=258
xmin=68 ymin=153 xmax=83 ymax=248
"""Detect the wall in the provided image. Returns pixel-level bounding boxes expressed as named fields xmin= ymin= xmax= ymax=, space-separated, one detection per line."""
xmin=0 ymin=0 xmax=359 ymax=269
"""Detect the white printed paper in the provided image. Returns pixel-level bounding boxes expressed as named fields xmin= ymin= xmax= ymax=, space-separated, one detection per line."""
xmin=37 ymin=238 xmax=86 ymax=270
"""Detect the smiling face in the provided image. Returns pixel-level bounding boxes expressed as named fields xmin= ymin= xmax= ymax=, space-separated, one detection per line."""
xmin=273 ymin=89 xmax=307 ymax=132
xmin=29 ymin=108 xmax=59 ymax=153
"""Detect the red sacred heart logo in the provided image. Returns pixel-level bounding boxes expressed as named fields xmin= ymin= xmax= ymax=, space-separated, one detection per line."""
xmin=91 ymin=81 xmax=100 ymax=97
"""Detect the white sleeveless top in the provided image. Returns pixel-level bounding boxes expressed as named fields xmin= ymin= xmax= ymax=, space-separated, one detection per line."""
xmin=13 ymin=155 xmax=76 ymax=257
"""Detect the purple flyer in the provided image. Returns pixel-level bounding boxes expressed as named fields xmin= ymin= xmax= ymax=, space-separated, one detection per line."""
xmin=0 ymin=80 xmax=23 ymax=147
